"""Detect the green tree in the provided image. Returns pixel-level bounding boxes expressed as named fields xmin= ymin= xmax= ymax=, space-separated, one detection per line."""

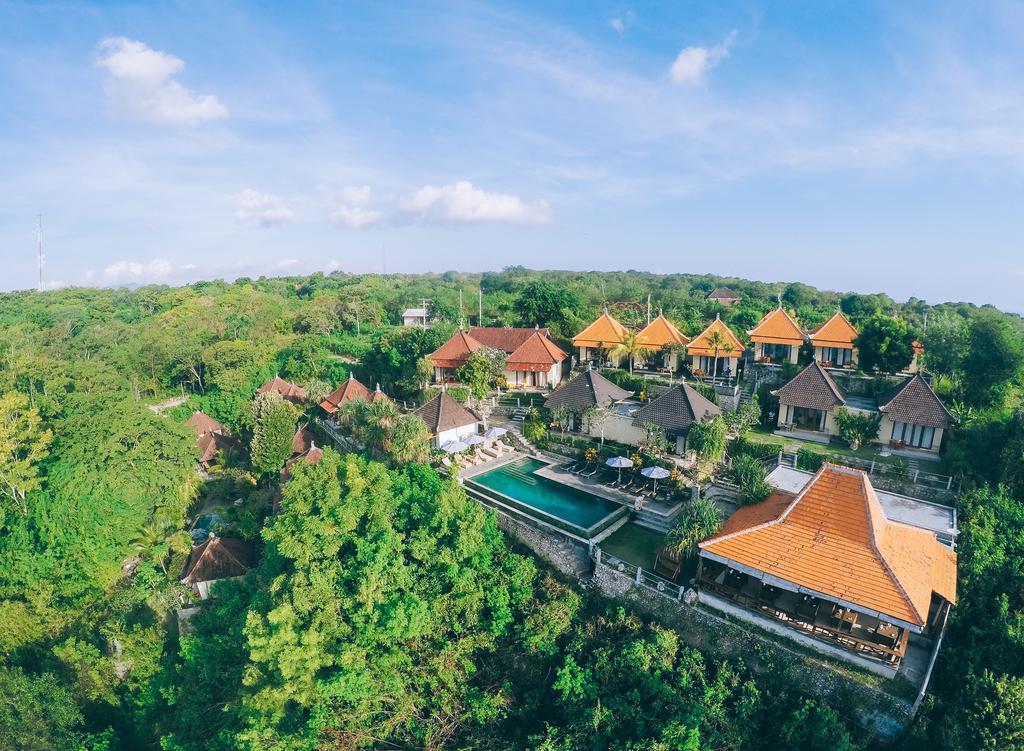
xmin=922 ymin=311 xmax=969 ymax=379
xmin=688 ymin=415 xmax=726 ymax=463
xmin=513 ymin=279 xmax=583 ymax=331
xmin=249 ymin=391 xmax=297 ymax=475
xmin=779 ymin=699 xmax=859 ymax=751
xmin=0 ymin=667 xmax=83 ymax=751
xmin=610 ymin=330 xmax=646 ymax=374
xmin=832 ymin=407 xmax=882 ymax=449
xmin=964 ymin=312 xmax=1024 ymax=407
xmin=456 ymin=348 xmax=506 ymax=399
xmin=0 ymin=391 xmax=52 ymax=515
xmin=731 ymin=454 xmax=773 ymax=505
xmin=855 ymin=315 xmax=916 ymax=373
xmin=666 ymin=499 xmax=722 ymax=557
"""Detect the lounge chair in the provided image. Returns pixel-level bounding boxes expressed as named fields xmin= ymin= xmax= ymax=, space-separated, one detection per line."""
xmin=581 ymin=466 xmax=600 ymax=478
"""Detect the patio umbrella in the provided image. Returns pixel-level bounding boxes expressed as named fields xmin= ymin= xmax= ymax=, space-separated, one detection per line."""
xmin=483 ymin=427 xmax=508 ymax=439
xmin=640 ymin=466 xmax=671 ymax=493
xmin=464 ymin=434 xmax=486 ymax=446
xmin=605 ymin=455 xmax=633 ymax=483
xmin=440 ymin=440 xmax=469 ymax=454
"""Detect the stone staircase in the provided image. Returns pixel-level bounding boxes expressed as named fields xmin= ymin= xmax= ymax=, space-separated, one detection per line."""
xmin=634 ymin=506 xmax=679 ymax=534
xmin=738 ymin=378 xmax=757 ymax=408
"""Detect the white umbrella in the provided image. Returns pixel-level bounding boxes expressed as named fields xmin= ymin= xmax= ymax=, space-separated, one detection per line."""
xmin=464 ymin=434 xmax=486 ymax=446
xmin=605 ymin=456 xmax=633 ymax=483
xmin=641 ymin=466 xmax=671 ymax=492
xmin=440 ymin=440 xmax=469 ymax=454
xmin=483 ymin=427 xmax=508 ymax=439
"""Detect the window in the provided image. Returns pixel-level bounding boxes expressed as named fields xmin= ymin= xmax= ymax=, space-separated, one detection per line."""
xmin=891 ymin=421 xmax=934 ymax=449
xmin=820 ymin=347 xmax=851 ymax=366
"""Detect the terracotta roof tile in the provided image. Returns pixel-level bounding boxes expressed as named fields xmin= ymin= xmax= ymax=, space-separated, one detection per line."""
xmin=186 ymin=410 xmax=223 ymax=437
xmin=636 ymin=315 xmax=690 ymax=348
xmin=686 ymin=317 xmax=745 ymax=357
xmin=320 ymin=374 xmax=373 ymax=413
xmin=506 ymin=331 xmax=568 ymax=372
xmin=748 ymin=307 xmax=805 ymax=345
xmin=877 ymin=374 xmax=955 ymax=429
xmin=427 ymin=330 xmax=483 ymax=368
xmin=700 ymin=464 xmax=956 ymax=626
xmin=573 ymin=312 xmax=628 ymax=348
xmin=772 ymin=361 xmax=846 ymax=411
xmin=809 ymin=311 xmax=858 ymax=348
xmin=469 ymin=327 xmax=550 ymax=353
xmin=258 ymin=375 xmax=308 ymax=403
xmin=181 ymin=536 xmax=253 ymax=584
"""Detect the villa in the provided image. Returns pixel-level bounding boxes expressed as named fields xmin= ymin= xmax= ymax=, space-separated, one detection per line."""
xmin=808 ymin=310 xmax=859 ymax=369
xmin=319 ymin=373 xmax=390 ymax=415
xmin=186 ymin=410 xmax=238 ymax=470
xmin=428 ymin=327 xmax=568 ymax=388
xmin=181 ymin=534 xmax=254 ymax=600
xmin=686 ymin=316 xmax=745 ymax=381
xmin=630 ymin=382 xmax=721 ymax=454
xmin=544 ymin=368 xmax=632 ymax=435
xmin=635 ymin=314 xmax=690 ymax=371
xmin=707 ymin=287 xmax=741 ymax=306
xmin=773 ymin=363 xmax=952 ymax=455
xmin=748 ymin=306 xmax=803 ymax=365
xmin=572 ymin=310 xmax=629 ymax=368
xmin=402 ymin=306 xmax=430 ymax=328
xmin=258 ymin=375 xmax=308 ymax=405
xmin=415 ymin=392 xmax=480 ymax=448
xmin=697 ymin=463 xmax=956 ymax=676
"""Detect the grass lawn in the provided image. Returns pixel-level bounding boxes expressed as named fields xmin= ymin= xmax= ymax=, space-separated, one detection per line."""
xmin=600 ymin=522 xmax=667 ymax=572
xmin=745 ymin=426 xmax=949 ymax=472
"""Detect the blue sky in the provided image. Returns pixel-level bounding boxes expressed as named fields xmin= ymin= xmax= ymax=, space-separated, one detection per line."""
xmin=1 ymin=1 xmax=1023 ymax=311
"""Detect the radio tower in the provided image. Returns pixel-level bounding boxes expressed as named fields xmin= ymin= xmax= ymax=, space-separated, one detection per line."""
xmin=36 ymin=213 xmax=45 ymax=292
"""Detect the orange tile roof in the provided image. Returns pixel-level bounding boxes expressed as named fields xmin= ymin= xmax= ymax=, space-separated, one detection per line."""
xmin=469 ymin=327 xmax=550 ymax=353
xmin=809 ymin=311 xmax=858 ymax=349
xmin=748 ymin=307 xmax=805 ymax=346
xmin=636 ymin=315 xmax=690 ymax=349
xmin=319 ymin=373 xmax=373 ymax=414
xmin=686 ymin=317 xmax=745 ymax=357
xmin=506 ymin=331 xmax=568 ymax=372
xmin=912 ymin=340 xmax=924 ymax=356
xmin=186 ymin=410 xmax=223 ymax=437
xmin=427 ymin=330 xmax=483 ymax=368
xmin=700 ymin=464 xmax=956 ymax=627
xmin=259 ymin=375 xmax=308 ymax=403
xmin=573 ymin=311 xmax=628 ymax=348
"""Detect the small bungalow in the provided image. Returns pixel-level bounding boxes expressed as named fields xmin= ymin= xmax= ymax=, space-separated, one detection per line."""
xmin=186 ymin=410 xmax=239 ymax=470
xmin=427 ymin=327 xmax=567 ymax=388
xmin=698 ymin=464 xmax=956 ymax=675
xmin=320 ymin=373 xmax=390 ymax=415
xmin=544 ymin=368 xmax=632 ymax=435
xmin=707 ymin=287 xmax=741 ymax=306
xmin=402 ymin=307 xmax=430 ymax=328
xmin=876 ymin=373 xmax=955 ymax=455
xmin=186 ymin=410 xmax=223 ymax=438
xmin=181 ymin=534 xmax=254 ymax=600
xmin=686 ymin=316 xmax=745 ymax=380
xmin=415 ymin=392 xmax=480 ymax=448
xmin=258 ymin=375 xmax=308 ymax=405
xmin=636 ymin=314 xmax=690 ymax=371
xmin=771 ymin=361 xmax=851 ymax=438
xmin=631 ymin=382 xmax=721 ymax=454
xmin=572 ymin=310 xmax=629 ymax=368
xmin=808 ymin=311 xmax=858 ymax=369
xmin=748 ymin=306 xmax=803 ymax=365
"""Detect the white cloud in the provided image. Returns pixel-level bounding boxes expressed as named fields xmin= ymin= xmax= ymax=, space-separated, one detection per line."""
xmin=95 ymin=37 xmax=228 ymax=124
xmin=608 ymin=11 xmax=634 ymax=35
xmin=102 ymin=257 xmax=196 ymax=284
xmin=400 ymin=180 xmax=552 ymax=224
xmin=669 ymin=30 xmax=736 ymax=86
xmin=236 ymin=189 xmax=295 ymax=227
xmin=328 ymin=185 xmax=386 ymax=228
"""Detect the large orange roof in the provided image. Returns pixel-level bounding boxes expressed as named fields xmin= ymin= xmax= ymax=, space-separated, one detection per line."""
xmin=700 ymin=464 xmax=956 ymax=628
xmin=748 ymin=307 xmax=805 ymax=346
xmin=573 ymin=311 xmax=628 ymax=348
xmin=427 ymin=330 xmax=483 ymax=368
xmin=320 ymin=374 xmax=377 ymax=414
xmin=636 ymin=314 xmax=690 ymax=349
xmin=506 ymin=331 xmax=568 ymax=372
xmin=809 ymin=311 xmax=858 ymax=348
xmin=687 ymin=317 xmax=745 ymax=357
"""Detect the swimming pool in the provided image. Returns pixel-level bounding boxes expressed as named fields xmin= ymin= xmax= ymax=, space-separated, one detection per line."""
xmin=468 ymin=458 xmax=625 ymax=537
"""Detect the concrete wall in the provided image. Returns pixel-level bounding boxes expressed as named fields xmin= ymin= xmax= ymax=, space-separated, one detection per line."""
xmin=594 ymin=413 xmax=647 ymax=447
xmin=434 ymin=423 xmax=479 ymax=448
xmin=494 ymin=511 xmax=589 ymax=580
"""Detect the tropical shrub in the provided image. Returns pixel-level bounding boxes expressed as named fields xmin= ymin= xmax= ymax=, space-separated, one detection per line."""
xmin=832 ymin=407 xmax=881 ymax=449
xmin=731 ymin=454 xmax=773 ymax=505
xmin=665 ymin=499 xmax=723 ymax=557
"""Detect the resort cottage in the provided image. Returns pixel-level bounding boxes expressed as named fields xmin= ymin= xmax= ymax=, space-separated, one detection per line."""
xmin=635 ymin=314 xmax=690 ymax=372
xmin=258 ymin=375 xmax=308 ymax=405
xmin=748 ymin=306 xmax=803 ymax=365
xmin=181 ymin=534 xmax=254 ymax=600
xmin=415 ymin=392 xmax=480 ymax=448
xmin=630 ymin=382 xmax=721 ymax=454
xmin=808 ymin=311 xmax=858 ymax=369
xmin=186 ymin=410 xmax=238 ymax=470
xmin=319 ymin=373 xmax=390 ymax=415
xmin=572 ymin=310 xmax=629 ymax=368
xmin=402 ymin=306 xmax=430 ymax=328
xmin=544 ymin=368 xmax=632 ymax=437
xmin=773 ymin=363 xmax=952 ymax=455
xmin=697 ymin=464 xmax=957 ymax=676
xmin=686 ymin=316 xmax=745 ymax=381
xmin=706 ymin=287 xmax=741 ymax=306
xmin=428 ymin=327 xmax=568 ymax=388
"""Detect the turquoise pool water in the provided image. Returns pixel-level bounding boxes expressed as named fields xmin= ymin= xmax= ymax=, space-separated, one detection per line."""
xmin=470 ymin=458 xmax=622 ymax=530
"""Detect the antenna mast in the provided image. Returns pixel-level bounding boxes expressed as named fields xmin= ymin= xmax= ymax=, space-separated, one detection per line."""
xmin=36 ymin=213 xmax=44 ymax=292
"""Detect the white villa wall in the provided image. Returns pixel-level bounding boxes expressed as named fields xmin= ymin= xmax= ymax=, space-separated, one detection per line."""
xmin=434 ymin=423 xmax=479 ymax=448
xmin=591 ymin=413 xmax=646 ymax=447
xmin=877 ymin=415 xmax=943 ymax=454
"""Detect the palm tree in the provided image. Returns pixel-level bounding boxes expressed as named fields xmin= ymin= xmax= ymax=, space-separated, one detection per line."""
xmin=610 ymin=330 xmax=646 ymax=374
xmin=704 ymin=330 xmax=728 ymax=384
